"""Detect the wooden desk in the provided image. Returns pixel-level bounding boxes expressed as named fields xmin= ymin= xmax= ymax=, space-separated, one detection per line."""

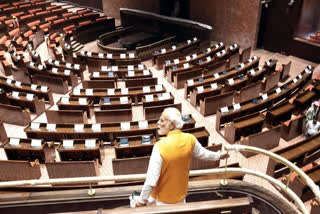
xmin=184 ymin=57 xmax=259 ymax=98
xmin=99 ymin=97 xmax=132 ymax=110
xmin=57 ymin=139 xmax=102 ymax=164
xmin=293 ymin=90 xmax=317 ymax=112
xmin=7 ymin=91 xmax=46 ymax=115
xmin=57 ymin=97 xmax=92 ymax=118
xmin=4 ymin=138 xmax=46 ymax=163
xmin=142 ymin=92 xmax=174 ymax=108
xmin=224 ymin=112 xmax=265 ymax=143
xmin=114 ymin=135 xmax=156 ymax=159
xmin=190 ymin=83 xmax=222 ymax=107
xmin=266 ymin=101 xmax=295 ymax=126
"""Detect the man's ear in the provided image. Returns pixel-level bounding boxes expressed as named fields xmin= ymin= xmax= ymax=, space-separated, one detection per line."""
xmin=169 ymin=121 xmax=175 ymax=130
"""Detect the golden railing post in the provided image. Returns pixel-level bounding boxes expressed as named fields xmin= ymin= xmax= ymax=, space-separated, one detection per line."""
xmin=88 ymin=183 xmax=96 ymax=196
xmin=286 ymin=169 xmax=293 ymax=189
xmin=220 ymin=151 xmax=229 ymax=186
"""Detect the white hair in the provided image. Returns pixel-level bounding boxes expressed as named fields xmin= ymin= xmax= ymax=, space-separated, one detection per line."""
xmin=163 ymin=107 xmax=184 ymax=129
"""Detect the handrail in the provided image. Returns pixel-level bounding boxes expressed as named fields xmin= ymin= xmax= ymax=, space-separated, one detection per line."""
xmin=0 ymin=167 xmax=307 ymax=213
xmin=224 ymin=144 xmax=320 ymax=201
xmin=0 ymin=145 xmax=318 ymax=213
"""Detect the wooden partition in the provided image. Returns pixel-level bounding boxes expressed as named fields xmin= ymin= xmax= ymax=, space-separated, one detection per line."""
xmin=281 ymin=114 xmax=304 ymax=141
xmin=234 ymin=81 xmax=262 ymax=103
xmin=31 ymin=74 xmax=68 ymax=94
xmin=200 ymin=91 xmax=234 ymax=116
xmin=241 ymin=46 xmax=251 ymax=62
xmin=144 ymin=103 xmax=182 ymax=120
xmin=228 ymin=52 xmax=240 ymax=68
xmin=262 ymin=71 xmax=281 ymax=93
xmin=0 ymin=122 xmax=7 ymax=146
xmin=45 ymin=110 xmax=88 ymax=124
xmin=124 ymin=77 xmax=157 ymax=88
xmin=0 ymin=160 xmax=41 ymax=181
xmin=82 ymin=80 xmax=115 ymax=89
xmin=95 ymin=109 xmax=132 ymax=123
xmin=280 ymin=61 xmax=291 ymax=81
xmin=46 ymin=161 xmax=98 ymax=181
xmin=0 ymin=103 xmax=31 ymax=126
xmin=239 ymin=126 xmax=281 ymax=158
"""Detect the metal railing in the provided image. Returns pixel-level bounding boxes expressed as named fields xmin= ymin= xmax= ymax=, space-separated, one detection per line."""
xmin=0 ymin=145 xmax=319 ymax=214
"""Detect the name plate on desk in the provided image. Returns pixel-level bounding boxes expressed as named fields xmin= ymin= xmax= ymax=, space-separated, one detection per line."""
xmin=87 ymin=52 xmax=92 ymax=57
xmin=128 ymin=65 xmax=134 ymax=70
xmin=161 ymin=49 xmax=166 ymax=54
xmin=12 ymin=91 xmax=19 ymax=98
xmin=162 ymin=92 xmax=170 ymax=99
xmin=63 ymin=140 xmax=74 ymax=149
xmin=80 ymin=51 xmax=86 ymax=55
xmin=107 ymin=89 xmax=115 ymax=95
xmin=265 ymin=61 xmax=271 ymax=66
xmin=276 ymin=88 xmax=282 ymax=94
xmin=31 ymin=84 xmax=38 ymax=90
xmin=107 ymin=54 xmax=112 ymax=59
xmin=143 ymin=70 xmax=150 ymax=75
xmin=92 ymin=124 xmax=101 ymax=132
xmin=38 ymin=65 xmax=44 ymax=70
xmin=192 ymin=54 xmax=197 ymax=59
xmin=40 ymin=86 xmax=48 ymax=92
xmin=298 ymin=74 xmax=302 ymax=79
xmin=206 ymin=56 xmax=212 ymax=61
xmin=249 ymin=69 xmax=256 ymax=75
xmin=220 ymin=107 xmax=229 ymax=114
xmin=30 ymin=62 xmax=35 ymax=67
xmin=46 ymin=123 xmax=56 ymax=131
xmin=54 ymin=61 xmax=60 ymax=66
xmin=155 ymin=85 xmax=162 ymax=92
xmin=138 ymin=120 xmax=148 ymax=129
xmin=98 ymin=53 xmax=104 ymax=58
xmin=121 ymin=88 xmax=128 ymax=95
xmin=307 ymin=65 xmax=312 ymax=70
xmin=172 ymin=45 xmax=176 ymax=50
xmin=74 ymin=124 xmax=84 ymax=132
xmin=138 ymin=64 xmax=144 ymax=70
xmin=61 ymin=97 xmax=70 ymax=104
xmin=186 ymin=56 xmax=191 ymax=61
xmin=305 ymin=68 xmax=311 ymax=74
xmin=211 ymin=83 xmax=218 ymax=90
xmin=31 ymin=139 xmax=42 ymax=148
xmin=52 ymin=67 xmax=58 ymax=73
xmin=120 ymin=96 xmax=129 ymax=104
xmin=228 ymin=78 xmax=234 ymax=85
xmin=261 ymin=94 xmax=268 ymax=100
xmin=145 ymin=94 xmax=154 ymax=102
xmin=15 ymin=81 xmax=22 ymax=87
xmin=120 ymin=53 xmax=126 ymax=59
xmin=293 ymin=78 xmax=298 ymax=83
xmin=111 ymin=66 xmax=118 ymax=71
xmin=143 ymin=86 xmax=150 ymax=93
xmin=128 ymin=71 xmax=135 ymax=77
xmin=93 ymin=72 xmax=100 ymax=77
xmin=174 ymin=59 xmax=179 ymax=64
xmin=187 ymin=40 xmax=191 ymax=44
xmin=193 ymin=37 xmax=197 ymax=41
xmin=26 ymin=93 xmax=34 ymax=101
xmin=253 ymin=56 xmax=258 ymax=60
xmin=240 ymin=63 xmax=245 ymax=68
xmin=233 ymin=103 xmax=241 ymax=111
xmin=120 ymin=122 xmax=130 ymax=130
xmin=183 ymin=63 xmax=189 ymax=69
xmin=6 ymin=79 xmax=13 ymax=84
xmin=207 ymin=48 xmax=211 ymax=52
xmin=197 ymin=86 xmax=204 ymax=93
xmin=248 ymin=59 xmax=253 ymax=63
xmin=85 ymin=89 xmax=93 ymax=95
xmin=85 ymin=139 xmax=96 ymax=148
xmin=258 ymin=67 xmax=262 ymax=71
xmin=187 ymin=79 xmax=194 ymax=86
xmin=214 ymin=73 xmax=220 ymax=79
xmin=129 ymin=53 xmax=135 ymax=58
xmin=48 ymin=59 xmax=53 ymax=63
xmin=66 ymin=63 xmax=72 ymax=68
xmin=101 ymin=66 xmax=108 ymax=72
xmin=73 ymin=88 xmax=81 ymax=95
xmin=9 ymin=138 xmax=20 ymax=147
xmin=31 ymin=122 xmax=40 ymax=130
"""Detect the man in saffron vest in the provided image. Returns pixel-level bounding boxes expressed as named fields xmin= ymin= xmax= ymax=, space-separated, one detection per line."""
xmin=136 ymin=108 xmax=229 ymax=206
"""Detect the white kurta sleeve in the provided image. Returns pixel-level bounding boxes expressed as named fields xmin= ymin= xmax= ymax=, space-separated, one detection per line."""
xmin=138 ymin=144 xmax=162 ymax=204
xmin=192 ymin=139 xmax=221 ymax=161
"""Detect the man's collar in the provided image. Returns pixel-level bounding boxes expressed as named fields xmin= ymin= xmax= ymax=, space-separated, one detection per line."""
xmin=166 ymin=129 xmax=181 ymax=136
